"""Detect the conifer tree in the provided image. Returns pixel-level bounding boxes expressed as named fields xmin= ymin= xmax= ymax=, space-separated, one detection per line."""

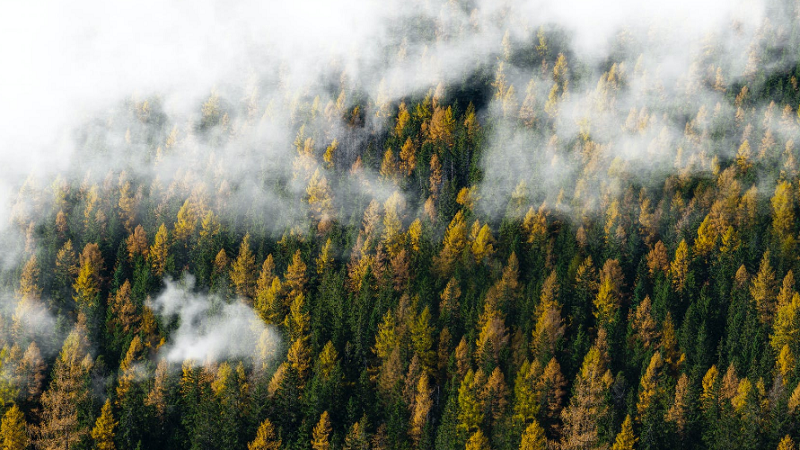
xmin=284 ymin=250 xmax=308 ymax=301
xmin=149 ymin=223 xmax=169 ymax=277
xmin=410 ymin=374 xmax=432 ymax=445
xmin=752 ymin=251 xmax=778 ymax=323
xmin=670 ymin=240 xmax=690 ymax=293
xmin=465 ymin=430 xmax=490 ymax=450
xmin=778 ymin=435 xmax=797 ymax=450
xmin=37 ymin=324 xmax=94 ymax=450
xmin=665 ymin=373 xmax=690 ymax=435
xmin=519 ymin=420 xmax=547 ymax=450
xmin=457 ymin=370 xmax=485 ymax=433
xmin=312 ymin=411 xmax=332 ymax=450
xmin=307 ymin=169 xmax=335 ymax=231
xmin=434 ymin=210 xmax=467 ymax=274
xmin=0 ymin=405 xmax=28 ymax=450
xmin=91 ymin=399 xmax=117 ymax=450
xmin=611 ymin=415 xmax=636 ymax=450
xmin=249 ymin=418 xmax=281 ymax=450
xmin=561 ymin=333 xmax=613 ymax=450
xmin=126 ymin=225 xmax=148 ymax=260
xmin=637 ymin=352 xmax=664 ymax=418
xmin=17 ymin=341 xmax=45 ymax=403
xmin=73 ymin=243 xmax=103 ymax=310
xmin=231 ymin=233 xmax=257 ymax=300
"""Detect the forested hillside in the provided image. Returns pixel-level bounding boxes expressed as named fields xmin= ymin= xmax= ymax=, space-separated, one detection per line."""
xmin=3 ymin=1 xmax=800 ymax=449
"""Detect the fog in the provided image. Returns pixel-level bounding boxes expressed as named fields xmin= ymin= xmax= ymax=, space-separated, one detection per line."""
xmin=0 ymin=0 xmax=790 ymax=368
xmin=147 ymin=277 xmax=279 ymax=365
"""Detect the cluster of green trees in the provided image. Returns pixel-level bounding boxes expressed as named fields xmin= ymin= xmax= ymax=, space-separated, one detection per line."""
xmin=4 ymin=3 xmax=800 ymax=450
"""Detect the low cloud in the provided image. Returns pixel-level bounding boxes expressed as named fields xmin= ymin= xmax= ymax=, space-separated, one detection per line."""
xmin=147 ymin=277 xmax=279 ymax=365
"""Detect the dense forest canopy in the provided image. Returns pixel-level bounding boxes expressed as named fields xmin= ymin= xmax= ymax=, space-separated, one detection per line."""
xmin=2 ymin=0 xmax=800 ymax=449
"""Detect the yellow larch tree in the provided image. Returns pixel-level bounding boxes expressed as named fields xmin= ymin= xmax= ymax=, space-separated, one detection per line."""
xmin=429 ymin=154 xmax=442 ymax=199
xmin=145 ymin=360 xmax=169 ymax=419
xmin=778 ymin=271 xmax=795 ymax=308
xmin=439 ymin=278 xmax=462 ymax=322
xmin=771 ymin=292 xmax=799 ymax=357
xmin=700 ymin=365 xmax=720 ymax=411
xmin=611 ymin=415 xmax=636 ymax=450
xmin=630 ymin=296 xmax=659 ymax=350
xmin=493 ymin=62 xmax=508 ymax=100
xmin=456 ymin=186 xmax=480 ymax=212
xmin=383 ymin=192 xmax=405 ymax=255
xmin=37 ymin=324 xmax=94 ymax=450
xmin=736 ymin=140 xmax=752 ymax=171
xmin=149 ymin=224 xmax=169 ymax=277
xmin=118 ymin=181 xmax=137 ymax=232
xmin=399 ymin=138 xmax=416 ymax=176
xmin=74 ymin=243 xmax=103 ymax=310
xmin=594 ymin=275 xmax=619 ymax=329
xmin=519 ymin=420 xmax=547 ymax=450
xmin=407 ymin=219 xmax=422 ymax=253
xmin=18 ymin=254 xmax=41 ymax=300
xmin=470 ymin=223 xmax=495 ymax=264
xmin=464 ymin=102 xmax=480 ymax=140
xmin=475 ymin=301 xmax=509 ymax=366
xmin=395 ymin=102 xmax=410 ymax=137
xmin=480 ymin=367 xmax=508 ymax=424
xmin=126 ymin=225 xmax=148 ymax=260
xmin=544 ymin=53 xmax=569 ymax=118
xmin=17 ymin=341 xmax=46 ymax=403
xmin=751 ymin=251 xmax=777 ymax=324
xmin=108 ymin=280 xmax=137 ymax=337
xmin=670 ymin=239 xmax=690 ymax=293
xmin=560 ymin=332 xmax=613 ymax=450
xmin=285 ymin=293 xmax=310 ymax=343
xmin=380 ymin=149 xmax=398 ymax=180
xmin=0 ymin=405 xmax=28 ymax=450
xmin=91 ymin=399 xmax=117 ymax=450
xmin=307 ymin=169 xmax=335 ymax=232
xmin=312 ymin=411 xmax=332 ymax=450
xmin=231 ymin=234 xmax=257 ymax=300
xmin=316 ymin=240 xmax=334 ymax=275
xmin=256 ymin=254 xmax=277 ymax=302
xmin=646 ymin=241 xmax=669 ymax=277
xmin=637 ymin=352 xmax=664 ymax=418
xmin=513 ymin=359 xmax=544 ymax=423
xmin=116 ymin=336 xmax=143 ymax=403
xmin=465 ymin=430 xmax=490 ymax=450
xmin=778 ymin=435 xmax=797 ymax=450
xmin=173 ymin=198 xmax=199 ymax=243
xmin=284 ymin=250 xmax=308 ymax=301
xmin=214 ymin=249 xmax=229 ymax=275
xmin=777 ymin=344 xmax=795 ymax=381
xmin=665 ymin=373 xmax=690 ymax=435
xmin=287 ymin=337 xmax=311 ymax=389
xmin=199 ymin=210 xmax=221 ymax=244
xmin=317 ymin=342 xmax=338 ymax=380
xmin=457 ymin=369 xmax=485 ymax=433
xmin=531 ymin=271 xmax=564 ymax=361
xmin=694 ymin=215 xmax=716 ymax=257
xmin=323 ymin=139 xmax=338 ymax=170
xmin=772 ymin=180 xmax=796 ymax=253
xmin=409 ymin=374 xmax=432 ymax=445
xmin=249 ymin=418 xmax=281 ymax=450
xmin=434 ymin=210 xmax=467 ymax=275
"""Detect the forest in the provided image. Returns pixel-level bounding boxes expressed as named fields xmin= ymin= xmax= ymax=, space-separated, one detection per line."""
xmin=2 ymin=0 xmax=800 ymax=449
